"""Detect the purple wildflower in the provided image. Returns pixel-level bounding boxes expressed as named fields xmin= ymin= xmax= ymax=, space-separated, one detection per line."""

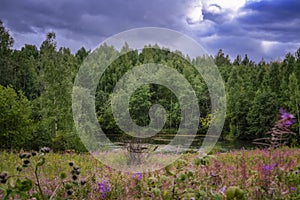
xmin=290 ymin=187 xmax=296 ymax=192
xmin=262 ymin=163 xmax=276 ymax=173
xmin=134 ymin=172 xmax=143 ymax=181
xmin=219 ymin=186 xmax=226 ymax=194
xmin=278 ymin=108 xmax=295 ymax=128
xmin=280 ymin=108 xmax=294 ymax=119
xmin=98 ymin=180 xmax=111 ymax=199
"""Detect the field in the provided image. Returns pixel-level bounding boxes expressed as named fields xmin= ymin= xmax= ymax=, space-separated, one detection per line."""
xmin=1 ymin=147 xmax=300 ymax=199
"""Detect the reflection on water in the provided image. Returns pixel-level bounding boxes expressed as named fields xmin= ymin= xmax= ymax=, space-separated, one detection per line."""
xmin=102 ymin=134 xmax=255 ymax=153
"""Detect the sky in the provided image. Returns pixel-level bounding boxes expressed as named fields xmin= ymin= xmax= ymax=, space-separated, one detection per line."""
xmin=1 ymin=0 xmax=300 ymax=62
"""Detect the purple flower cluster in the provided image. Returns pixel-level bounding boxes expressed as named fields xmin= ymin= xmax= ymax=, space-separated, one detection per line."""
xmin=290 ymin=187 xmax=296 ymax=192
xmin=262 ymin=163 xmax=276 ymax=173
xmin=97 ymin=180 xmax=111 ymax=199
xmin=134 ymin=172 xmax=143 ymax=181
xmin=278 ymin=108 xmax=295 ymax=129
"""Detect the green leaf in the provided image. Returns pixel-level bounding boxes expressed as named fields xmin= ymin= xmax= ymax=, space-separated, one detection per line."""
xmin=59 ymin=172 xmax=67 ymax=180
xmin=15 ymin=178 xmax=33 ymax=192
xmin=37 ymin=157 xmax=45 ymax=167
xmin=165 ymin=165 xmax=175 ymax=176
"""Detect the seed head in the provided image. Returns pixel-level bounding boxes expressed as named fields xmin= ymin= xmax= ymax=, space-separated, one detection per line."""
xmin=68 ymin=161 xmax=74 ymax=167
xmin=67 ymin=189 xmax=73 ymax=195
xmin=41 ymin=147 xmax=50 ymax=153
xmin=0 ymin=172 xmax=8 ymax=179
xmin=16 ymin=165 xmax=23 ymax=172
xmin=80 ymin=179 xmax=86 ymax=185
xmin=19 ymin=152 xmax=27 ymax=159
xmin=72 ymin=175 xmax=78 ymax=181
xmin=23 ymin=159 xmax=30 ymax=165
xmin=31 ymin=151 xmax=37 ymax=156
xmin=0 ymin=179 xmax=7 ymax=184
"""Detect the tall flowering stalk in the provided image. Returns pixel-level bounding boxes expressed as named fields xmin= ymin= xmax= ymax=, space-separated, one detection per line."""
xmin=254 ymin=108 xmax=295 ymax=148
xmin=253 ymin=108 xmax=296 ymax=198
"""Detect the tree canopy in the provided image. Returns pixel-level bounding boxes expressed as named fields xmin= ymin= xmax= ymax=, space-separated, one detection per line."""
xmin=0 ymin=20 xmax=299 ymax=151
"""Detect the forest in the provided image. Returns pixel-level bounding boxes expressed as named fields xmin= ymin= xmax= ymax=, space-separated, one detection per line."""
xmin=0 ymin=19 xmax=300 ymax=152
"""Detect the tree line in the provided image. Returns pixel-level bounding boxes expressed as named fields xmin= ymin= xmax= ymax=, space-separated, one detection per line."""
xmin=0 ymin=20 xmax=299 ymax=151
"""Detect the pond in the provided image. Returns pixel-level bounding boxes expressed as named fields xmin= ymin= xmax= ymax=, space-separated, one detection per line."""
xmin=104 ymin=134 xmax=256 ymax=153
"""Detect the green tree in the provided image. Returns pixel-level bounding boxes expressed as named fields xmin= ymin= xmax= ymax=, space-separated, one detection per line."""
xmin=233 ymin=55 xmax=241 ymax=66
xmin=11 ymin=45 xmax=40 ymax=99
xmin=287 ymin=73 xmax=300 ymax=136
xmin=129 ymin=85 xmax=152 ymax=126
xmin=75 ymin=47 xmax=89 ymax=64
xmin=246 ymin=88 xmax=277 ymax=138
xmin=214 ymin=49 xmax=231 ymax=67
xmin=0 ymin=20 xmax=14 ymax=87
xmin=0 ymin=85 xmax=33 ymax=149
xmin=38 ymin=33 xmax=84 ymax=151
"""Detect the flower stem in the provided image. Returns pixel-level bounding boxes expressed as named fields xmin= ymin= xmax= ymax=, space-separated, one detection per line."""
xmin=34 ymin=165 xmax=45 ymax=200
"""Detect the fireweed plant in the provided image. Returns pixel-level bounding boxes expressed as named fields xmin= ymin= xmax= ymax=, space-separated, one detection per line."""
xmin=252 ymin=108 xmax=299 ymax=199
xmin=254 ymin=108 xmax=296 ymax=148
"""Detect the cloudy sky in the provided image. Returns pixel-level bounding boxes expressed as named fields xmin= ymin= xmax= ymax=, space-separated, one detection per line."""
xmin=1 ymin=0 xmax=300 ymax=62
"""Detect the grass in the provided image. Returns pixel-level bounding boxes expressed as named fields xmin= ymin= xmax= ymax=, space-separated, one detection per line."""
xmin=0 ymin=147 xmax=300 ymax=199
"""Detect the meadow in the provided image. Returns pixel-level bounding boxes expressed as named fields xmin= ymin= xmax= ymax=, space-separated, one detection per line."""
xmin=0 ymin=147 xmax=299 ymax=199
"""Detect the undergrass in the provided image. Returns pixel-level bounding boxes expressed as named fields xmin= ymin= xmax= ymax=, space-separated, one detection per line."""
xmin=0 ymin=147 xmax=300 ymax=199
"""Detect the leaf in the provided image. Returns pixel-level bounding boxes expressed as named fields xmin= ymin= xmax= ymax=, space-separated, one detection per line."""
xmin=37 ymin=157 xmax=45 ymax=167
xmin=165 ymin=165 xmax=175 ymax=176
xmin=15 ymin=178 xmax=33 ymax=192
xmin=59 ymin=172 xmax=67 ymax=180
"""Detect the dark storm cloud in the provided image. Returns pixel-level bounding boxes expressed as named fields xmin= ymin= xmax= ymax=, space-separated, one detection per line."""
xmin=0 ymin=0 xmax=300 ymax=61
xmin=192 ymin=0 xmax=300 ymax=61
xmin=236 ymin=0 xmax=300 ymax=43
xmin=0 ymin=0 xmax=187 ymax=38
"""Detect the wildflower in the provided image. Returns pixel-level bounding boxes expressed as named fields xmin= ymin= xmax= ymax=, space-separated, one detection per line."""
xmin=262 ymin=163 xmax=276 ymax=173
xmin=278 ymin=108 xmax=295 ymax=129
xmin=290 ymin=187 xmax=296 ymax=192
xmin=98 ymin=180 xmax=111 ymax=199
xmin=134 ymin=172 xmax=143 ymax=180
xmin=280 ymin=108 xmax=294 ymax=119
xmin=219 ymin=186 xmax=226 ymax=194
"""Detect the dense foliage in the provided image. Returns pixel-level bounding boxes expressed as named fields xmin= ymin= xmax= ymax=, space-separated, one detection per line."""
xmin=0 ymin=20 xmax=300 ymax=151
